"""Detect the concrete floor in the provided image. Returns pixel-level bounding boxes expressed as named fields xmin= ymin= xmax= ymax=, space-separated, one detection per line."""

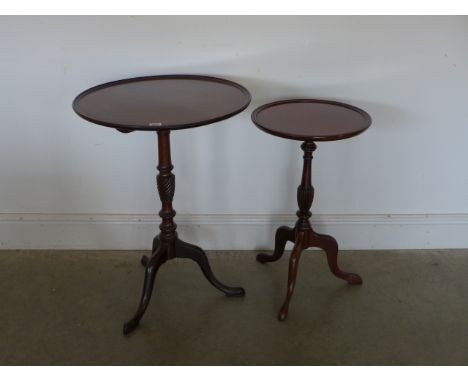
xmin=0 ymin=249 xmax=467 ymax=365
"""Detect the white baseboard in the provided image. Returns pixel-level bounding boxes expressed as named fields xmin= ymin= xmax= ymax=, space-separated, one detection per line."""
xmin=0 ymin=213 xmax=467 ymax=250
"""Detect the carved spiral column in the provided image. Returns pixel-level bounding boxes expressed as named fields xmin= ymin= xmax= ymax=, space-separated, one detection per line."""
xmin=296 ymin=141 xmax=316 ymax=231
xmin=156 ymin=131 xmax=177 ymax=250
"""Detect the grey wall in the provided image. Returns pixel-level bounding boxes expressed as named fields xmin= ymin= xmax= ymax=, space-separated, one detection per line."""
xmin=1 ymin=16 xmax=467 ymax=249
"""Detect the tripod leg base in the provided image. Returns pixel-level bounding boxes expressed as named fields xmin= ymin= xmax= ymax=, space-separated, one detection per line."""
xmin=263 ymin=227 xmax=363 ymax=321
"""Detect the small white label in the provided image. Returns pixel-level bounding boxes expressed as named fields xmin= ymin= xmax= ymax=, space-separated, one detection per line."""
xmin=149 ymin=122 xmax=163 ymax=127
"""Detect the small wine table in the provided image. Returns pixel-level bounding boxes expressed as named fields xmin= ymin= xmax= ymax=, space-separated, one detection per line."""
xmin=73 ymin=75 xmax=250 ymax=334
xmin=251 ymin=99 xmax=372 ymax=321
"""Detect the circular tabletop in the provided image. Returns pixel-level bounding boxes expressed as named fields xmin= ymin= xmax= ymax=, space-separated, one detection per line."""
xmin=251 ymin=99 xmax=371 ymax=141
xmin=73 ymin=75 xmax=251 ymax=132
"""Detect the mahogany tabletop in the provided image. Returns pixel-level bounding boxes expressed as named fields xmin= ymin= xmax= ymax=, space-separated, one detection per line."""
xmin=73 ymin=75 xmax=251 ymax=132
xmin=251 ymin=99 xmax=371 ymax=141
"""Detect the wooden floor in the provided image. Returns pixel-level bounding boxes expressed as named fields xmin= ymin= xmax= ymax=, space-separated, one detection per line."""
xmin=0 ymin=249 xmax=467 ymax=365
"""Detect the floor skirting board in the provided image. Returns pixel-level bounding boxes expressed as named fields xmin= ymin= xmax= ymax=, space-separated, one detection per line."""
xmin=0 ymin=213 xmax=467 ymax=250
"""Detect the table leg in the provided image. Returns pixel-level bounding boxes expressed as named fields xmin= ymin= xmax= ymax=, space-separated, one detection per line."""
xmin=177 ymin=239 xmax=245 ymax=297
xmin=123 ymin=244 xmax=168 ymax=335
xmin=278 ymin=231 xmax=305 ymax=321
xmin=140 ymin=235 xmax=161 ymax=267
xmin=310 ymin=231 xmax=362 ymax=285
xmin=256 ymin=225 xmax=295 ymax=264
xmin=123 ymin=130 xmax=244 ymax=335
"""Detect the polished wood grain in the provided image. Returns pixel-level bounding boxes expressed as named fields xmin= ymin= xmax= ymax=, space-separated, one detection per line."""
xmin=252 ymin=99 xmax=371 ymax=141
xmin=73 ymin=75 xmax=251 ymax=132
xmin=253 ymin=99 xmax=370 ymax=321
